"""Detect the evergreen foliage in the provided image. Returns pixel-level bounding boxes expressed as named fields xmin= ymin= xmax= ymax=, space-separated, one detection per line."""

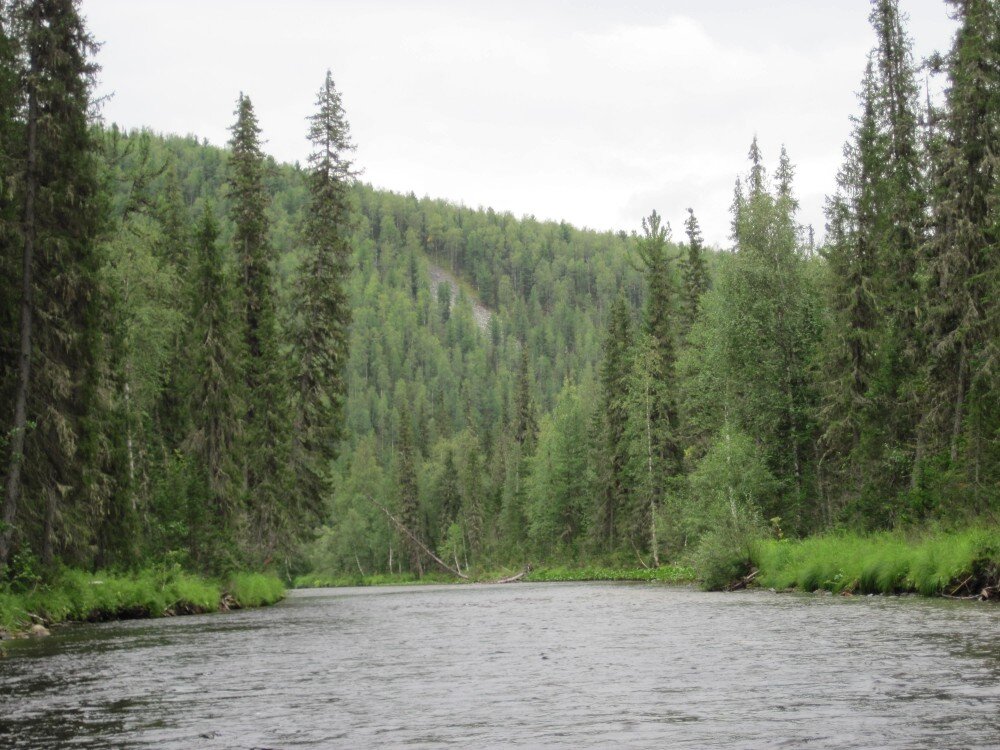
xmin=0 ymin=0 xmax=996 ymax=593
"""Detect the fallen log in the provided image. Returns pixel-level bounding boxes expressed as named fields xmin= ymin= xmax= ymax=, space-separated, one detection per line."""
xmin=364 ymin=494 xmax=469 ymax=580
xmin=494 ymin=565 xmax=532 ymax=584
xmin=726 ymin=568 xmax=759 ymax=592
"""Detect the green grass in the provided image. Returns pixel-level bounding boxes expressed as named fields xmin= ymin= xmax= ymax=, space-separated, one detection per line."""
xmin=753 ymin=527 xmax=1000 ymax=596
xmin=0 ymin=568 xmax=285 ymax=633
xmin=293 ymin=564 xmax=696 ymax=588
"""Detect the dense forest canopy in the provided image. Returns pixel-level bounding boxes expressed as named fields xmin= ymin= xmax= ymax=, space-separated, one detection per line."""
xmin=0 ymin=0 xmax=997 ymax=585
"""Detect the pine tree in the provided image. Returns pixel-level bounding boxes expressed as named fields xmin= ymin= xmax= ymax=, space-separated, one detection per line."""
xmin=227 ymin=93 xmax=290 ymax=563
xmin=291 ymin=70 xmax=356 ymax=522
xmin=2 ymin=0 xmax=107 ymax=568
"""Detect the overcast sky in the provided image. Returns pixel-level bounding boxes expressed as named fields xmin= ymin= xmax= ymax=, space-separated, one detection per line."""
xmin=83 ymin=1 xmax=957 ymax=247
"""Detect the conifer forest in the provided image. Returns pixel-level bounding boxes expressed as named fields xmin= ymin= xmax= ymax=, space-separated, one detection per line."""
xmin=0 ymin=0 xmax=998 ymax=595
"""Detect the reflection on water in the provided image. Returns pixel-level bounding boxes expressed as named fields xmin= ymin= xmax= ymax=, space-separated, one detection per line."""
xmin=1 ymin=583 xmax=998 ymax=748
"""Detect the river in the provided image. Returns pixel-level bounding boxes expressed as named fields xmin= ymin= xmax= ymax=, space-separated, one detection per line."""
xmin=1 ymin=583 xmax=998 ymax=748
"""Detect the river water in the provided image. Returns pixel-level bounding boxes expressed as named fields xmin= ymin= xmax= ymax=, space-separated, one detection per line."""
xmin=1 ymin=583 xmax=998 ymax=748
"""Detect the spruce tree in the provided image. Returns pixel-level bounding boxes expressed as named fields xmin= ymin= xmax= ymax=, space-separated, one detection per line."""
xmin=183 ymin=204 xmax=244 ymax=569
xmin=822 ymin=61 xmax=882 ymax=510
xmin=922 ymin=0 xmax=999 ymax=508
xmin=630 ymin=211 xmax=682 ymax=563
xmin=726 ymin=144 xmax=820 ymax=530
xmin=513 ymin=344 xmax=537 ymax=448
xmin=227 ymin=93 xmax=290 ymax=563
xmin=2 ymin=0 xmax=107 ymax=568
xmin=596 ymin=294 xmax=632 ymax=551
xmin=869 ymin=0 xmax=926 ymax=504
xmin=291 ymin=70 xmax=356 ymax=522
xmin=0 ymin=7 xmax=20 ymax=478
xmin=680 ymin=208 xmax=709 ymax=335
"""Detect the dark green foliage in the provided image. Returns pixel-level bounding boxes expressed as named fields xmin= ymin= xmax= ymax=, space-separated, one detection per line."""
xmin=920 ymin=0 xmax=1000 ymax=513
xmin=183 ymin=205 xmax=244 ymax=570
xmin=2 ymin=0 xmax=108 ymax=568
xmin=290 ymin=71 xmax=355 ymax=524
xmin=395 ymin=404 xmax=422 ymax=574
xmin=228 ymin=93 xmax=292 ymax=563
xmin=680 ymin=208 xmax=709 ymax=335
xmin=0 ymin=0 xmax=996 ymax=595
xmin=594 ymin=295 xmax=632 ymax=551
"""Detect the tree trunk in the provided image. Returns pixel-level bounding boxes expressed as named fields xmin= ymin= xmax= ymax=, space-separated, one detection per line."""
xmin=950 ymin=343 xmax=966 ymax=465
xmin=0 ymin=76 xmax=38 ymax=568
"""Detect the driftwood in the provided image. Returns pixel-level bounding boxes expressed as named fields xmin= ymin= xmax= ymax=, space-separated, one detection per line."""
xmin=943 ymin=586 xmax=996 ymax=602
xmin=493 ymin=565 xmax=532 ymax=584
xmin=630 ymin=539 xmax=651 ymax=570
xmin=726 ymin=568 xmax=759 ymax=592
xmin=364 ymin=494 xmax=469 ymax=579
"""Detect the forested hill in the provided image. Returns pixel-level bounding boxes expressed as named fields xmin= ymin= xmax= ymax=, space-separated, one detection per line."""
xmin=90 ymin=127 xmax=668 ymax=574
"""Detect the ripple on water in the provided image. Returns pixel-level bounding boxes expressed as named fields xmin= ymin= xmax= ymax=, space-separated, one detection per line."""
xmin=1 ymin=583 xmax=998 ymax=749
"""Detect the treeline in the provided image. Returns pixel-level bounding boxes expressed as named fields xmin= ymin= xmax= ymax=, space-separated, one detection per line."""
xmin=314 ymin=0 xmax=1000 ymax=578
xmin=0 ymin=0 xmax=353 ymax=577
xmin=2 ymin=0 xmax=997 ymax=586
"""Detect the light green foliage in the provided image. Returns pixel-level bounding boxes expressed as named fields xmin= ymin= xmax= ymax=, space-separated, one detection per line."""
xmin=527 ymin=382 xmax=594 ymax=556
xmin=225 ymin=572 xmax=285 ymax=607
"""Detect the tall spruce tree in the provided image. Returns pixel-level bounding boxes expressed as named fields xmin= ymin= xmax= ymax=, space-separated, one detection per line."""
xmin=183 ymin=204 xmax=244 ymax=569
xmin=2 ymin=0 xmax=106 ymax=568
xmin=630 ymin=211 xmax=682 ymax=563
xmin=822 ymin=60 xmax=882 ymax=511
xmin=596 ymin=294 xmax=633 ymax=551
xmin=922 ymin=0 xmax=1000 ymax=511
xmin=0 ymin=6 xmax=20 ymax=487
xmin=291 ymin=70 xmax=356 ymax=523
xmin=727 ymin=144 xmax=820 ymax=530
xmin=869 ymin=0 xmax=926 ymax=504
xmin=227 ymin=93 xmax=290 ymax=563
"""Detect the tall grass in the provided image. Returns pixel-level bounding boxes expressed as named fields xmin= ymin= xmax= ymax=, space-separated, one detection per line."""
xmin=226 ymin=572 xmax=286 ymax=607
xmin=753 ymin=527 xmax=1000 ymax=596
xmin=0 ymin=568 xmax=285 ymax=632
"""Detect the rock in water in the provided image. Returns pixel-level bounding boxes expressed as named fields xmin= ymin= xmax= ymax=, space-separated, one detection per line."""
xmin=28 ymin=624 xmax=50 ymax=638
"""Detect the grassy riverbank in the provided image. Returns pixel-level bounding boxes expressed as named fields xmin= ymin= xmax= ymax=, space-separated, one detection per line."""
xmin=0 ymin=568 xmax=285 ymax=634
xmin=751 ymin=527 xmax=1000 ymax=597
xmin=293 ymin=563 xmax=696 ymax=588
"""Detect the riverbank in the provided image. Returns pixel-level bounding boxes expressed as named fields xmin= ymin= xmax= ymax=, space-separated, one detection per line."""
xmin=751 ymin=527 xmax=1000 ymax=598
xmin=0 ymin=568 xmax=285 ymax=638
xmin=293 ymin=563 xmax=696 ymax=588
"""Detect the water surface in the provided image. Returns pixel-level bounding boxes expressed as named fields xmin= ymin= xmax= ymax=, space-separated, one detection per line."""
xmin=1 ymin=583 xmax=998 ymax=748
